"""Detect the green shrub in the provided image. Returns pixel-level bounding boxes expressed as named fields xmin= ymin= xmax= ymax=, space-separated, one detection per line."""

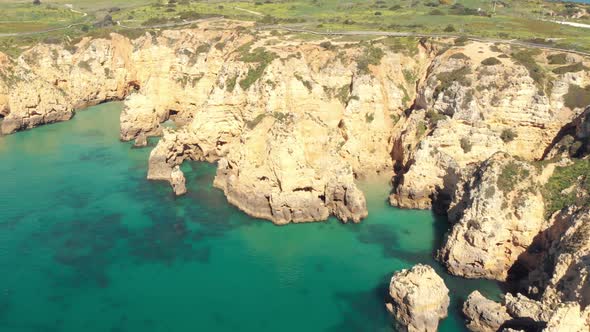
xmin=246 ymin=113 xmax=266 ymax=129
xmin=77 ymin=60 xmax=92 ymax=72
xmin=416 ymin=121 xmax=427 ymax=137
xmin=403 ymin=69 xmax=418 ymax=84
xmin=319 ymin=41 xmax=334 ymax=50
xmin=543 ymin=159 xmax=590 ymax=217
xmin=481 ymin=57 xmax=501 ymax=66
xmin=454 ymin=36 xmax=469 ymax=46
xmin=295 ymin=74 xmax=312 ymax=92
xmin=215 ymin=42 xmax=226 ymax=51
xmin=450 ymin=53 xmax=470 ymax=60
xmin=142 ymin=17 xmax=168 ymax=26
xmin=511 ymin=49 xmax=547 ymax=94
xmin=444 ymin=24 xmax=456 ymax=32
xmin=500 ymin=128 xmax=517 ymax=142
xmin=426 ymin=109 xmax=446 ymax=125
xmin=226 ymin=74 xmax=238 ymax=92
xmin=547 ymin=53 xmax=569 ymax=65
xmin=357 ymin=44 xmax=385 ymax=74
xmin=336 ymin=84 xmax=351 ymax=104
xmin=563 ymin=84 xmax=590 ymax=109
xmin=238 ymin=47 xmax=278 ymax=90
xmin=552 ymin=62 xmax=589 ymax=75
xmin=365 ymin=113 xmax=375 ymax=122
xmin=390 ymin=113 xmax=400 ymax=124
xmin=196 ymin=43 xmax=211 ymax=54
xmin=434 ymin=66 xmax=471 ymax=98
xmin=460 ymin=137 xmax=472 ymax=153
xmin=497 ymin=161 xmax=528 ymax=193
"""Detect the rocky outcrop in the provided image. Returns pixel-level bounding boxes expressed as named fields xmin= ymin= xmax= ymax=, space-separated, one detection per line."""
xmin=463 ymin=291 xmax=590 ymax=332
xmin=1 ymin=34 xmax=136 ymax=135
xmin=463 ymin=291 xmax=512 ymax=332
xmin=390 ymin=43 xmax=590 ymax=211
xmin=170 ymin=165 xmax=187 ymax=196
xmin=527 ymin=207 xmax=590 ymax=308
xmin=462 ymin=207 xmax=590 ymax=332
xmin=439 ymin=153 xmax=548 ymax=281
xmin=386 ymin=264 xmax=450 ymax=332
xmin=544 ymin=107 xmax=590 ymax=159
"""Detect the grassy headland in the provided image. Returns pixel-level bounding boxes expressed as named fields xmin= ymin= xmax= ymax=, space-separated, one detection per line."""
xmin=0 ymin=0 xmax=589 ymax=57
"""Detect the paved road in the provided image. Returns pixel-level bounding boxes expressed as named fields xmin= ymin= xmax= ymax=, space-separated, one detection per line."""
xmin=1 ymin=15 xmax=588 ymax=57
xmin=257 ymin=25 xmax=590 ymax=57
xmin=0 ymin=17 xmax=224 ymax=37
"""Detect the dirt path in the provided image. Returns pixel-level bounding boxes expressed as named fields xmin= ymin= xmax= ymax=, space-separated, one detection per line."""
xmin=233 ymin=6 xmax=264 ymax=17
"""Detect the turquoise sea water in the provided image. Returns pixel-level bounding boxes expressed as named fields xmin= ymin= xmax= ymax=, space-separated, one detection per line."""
xmin=0 ymin=103 xmax=501 ymax=332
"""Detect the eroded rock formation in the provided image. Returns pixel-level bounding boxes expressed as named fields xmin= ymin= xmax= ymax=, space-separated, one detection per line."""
xmin=386 ymin=264 xmax=450 ymax=332
xmin=439 ymin=153 xmax=548 ymax=281
xmin=462 ymin=207 xmax=590 ymax=332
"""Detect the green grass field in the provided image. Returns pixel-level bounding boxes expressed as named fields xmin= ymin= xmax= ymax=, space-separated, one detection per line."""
xmin=0 ymin=0 xmax=589 ymax=57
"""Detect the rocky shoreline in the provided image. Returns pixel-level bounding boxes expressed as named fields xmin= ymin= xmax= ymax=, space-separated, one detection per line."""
xmin=1 ymin=20 xmax=589 ymax=331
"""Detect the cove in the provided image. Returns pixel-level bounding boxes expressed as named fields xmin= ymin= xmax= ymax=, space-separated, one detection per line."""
xmin=0 ymin=102 xmax=501 ymax=332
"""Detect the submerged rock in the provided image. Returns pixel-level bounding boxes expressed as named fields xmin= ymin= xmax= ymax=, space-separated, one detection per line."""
xmin=386 ymin=264 xmax=450 ymax=332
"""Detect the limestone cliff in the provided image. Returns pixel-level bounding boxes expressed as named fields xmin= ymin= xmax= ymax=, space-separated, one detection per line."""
xmin=0 ymin=21 xmax=432 ymax=224
xmin=0 ymin=22 xmax=588 ymax=228
xmin=390 ymin=43 xmax=589 ymax=211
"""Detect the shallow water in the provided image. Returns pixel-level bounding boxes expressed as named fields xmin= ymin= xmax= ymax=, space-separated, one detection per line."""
xmin=0 ymin=102 xmax=501 ymax=332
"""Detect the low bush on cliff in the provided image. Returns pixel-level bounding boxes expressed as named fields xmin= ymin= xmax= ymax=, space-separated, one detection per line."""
xmin=238 ymin=46 xmax=277 ymax=90
xmin=563 ymin=84 xmax=590 ymax=109
xmin=245 ymin=113 xmax=266 ymax=130
xmin=497 ymin=161 xmax=529 ymax=193
xmin=294 ymin=74 xmax=313 ymax=92
xmin=434 ymin=66 xmax=471 ymax=98
xmin=552 ymin=62 xmax=589 ymax=75
xmin=416 ymin=121 xmax=427 ymax=138
xmin=547 ymin=53 xmax=568 ymax=65
xmin=226 ymin=74 xmax=238 ymax=93
xmin=426 ymin=109 xmax=445 ymax=125
xmin=77 ymin=60 xmax=92 ymax=72
xmin=500 ymin=128 xmax=517 ymax=142
xmin=481 ymin=57 xmax=501 ymax=66
xmin=510 ymin=49 xmax=548 ymax=95
xmin=460 ymin=138 xmax=472 ymax=153
xmin=379 ymin=37 xmax=419 ymax=56
xmin=449 ymin=53 xmax=470 ymax=61
xmin=562 ymin=221 xmax=590 ymax=254
xmin=543 ymin=158 xmax=590 ymax=218
xmin=357 ymin=43 xmax=385 ymax=74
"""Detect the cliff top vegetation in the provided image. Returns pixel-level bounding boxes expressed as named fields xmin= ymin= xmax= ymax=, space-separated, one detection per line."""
xmin=1 ymin=0 xmax=590 ymax=57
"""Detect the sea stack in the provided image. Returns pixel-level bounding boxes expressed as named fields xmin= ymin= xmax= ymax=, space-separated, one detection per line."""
xmin=386 ymin=264 xmax=450 ymax=332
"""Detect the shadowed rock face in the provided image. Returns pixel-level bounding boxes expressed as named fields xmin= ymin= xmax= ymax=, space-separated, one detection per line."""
xmin=386 ymin=264 xmax=449 ymax=332
xmin=462 ymin=208 xmax=590 ymax=332
xmin=438 ymin=153 xmax=548 ymax=281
